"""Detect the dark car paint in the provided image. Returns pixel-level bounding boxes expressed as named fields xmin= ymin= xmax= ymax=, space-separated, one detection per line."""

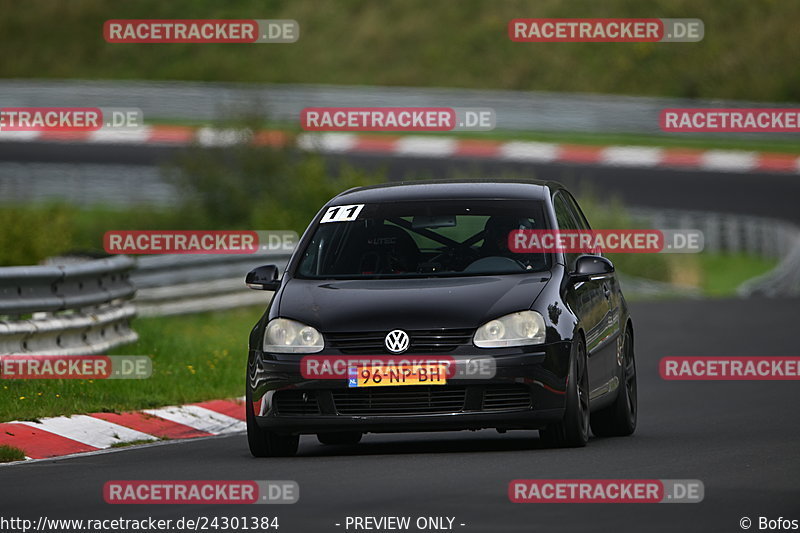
xmin=247 ymin=179 xmax=632 ymax=434
xmin=277 ymin=275 xmax=550 ymax=332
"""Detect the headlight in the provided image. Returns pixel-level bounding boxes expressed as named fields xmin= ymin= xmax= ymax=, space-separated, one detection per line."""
xmin=473 ymin=311 xmax=545 ymax=348
xmin=263 ymin=318 xmax=324 ymax=353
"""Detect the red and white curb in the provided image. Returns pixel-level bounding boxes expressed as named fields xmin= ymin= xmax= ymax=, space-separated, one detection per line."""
xmin=1 ymin=126 xmax=798 ymax=174
xmin=0 ymin=398 xmax=245 ymax=462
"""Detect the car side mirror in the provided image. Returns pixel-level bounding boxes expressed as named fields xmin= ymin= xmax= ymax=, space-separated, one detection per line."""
xmin=570 ymin=255 xmax=614 ymax=283
xmin=246 ymin=265 xmax=280 ymax=291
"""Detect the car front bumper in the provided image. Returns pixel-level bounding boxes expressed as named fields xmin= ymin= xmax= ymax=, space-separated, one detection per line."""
xmin=248 ymin=342 xmax=572 ymax=435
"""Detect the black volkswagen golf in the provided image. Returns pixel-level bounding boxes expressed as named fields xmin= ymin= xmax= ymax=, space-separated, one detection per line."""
xmin=245 ymin=180 xmax=637 ymax=456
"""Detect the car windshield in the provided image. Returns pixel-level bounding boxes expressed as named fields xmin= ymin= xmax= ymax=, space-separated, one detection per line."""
xmin=295 ymin=199 xmax=551 ymax=279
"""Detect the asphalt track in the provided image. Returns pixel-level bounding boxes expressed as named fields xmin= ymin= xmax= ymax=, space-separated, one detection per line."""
xmin=2 ymin=297 xmax=798 ymax=532
xmin=1 ymin=141 xmax=800 ymax=223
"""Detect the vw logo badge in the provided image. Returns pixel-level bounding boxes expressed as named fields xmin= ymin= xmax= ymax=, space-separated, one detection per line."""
xmin=384 ymin=329 xmax=410 ymax=354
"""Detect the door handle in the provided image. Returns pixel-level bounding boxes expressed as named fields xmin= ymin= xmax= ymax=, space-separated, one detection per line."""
xmin=603 ymin=283 xmax=611 ymax=299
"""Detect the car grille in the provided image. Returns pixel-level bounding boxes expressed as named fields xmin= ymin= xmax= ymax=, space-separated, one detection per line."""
xmin=331 ymin=386 xmax=467 ymax=415
xmin=482 ymin=384 xmax=532 ymax=411
xmin=273 ymin=390 xmax=321 ymax=415
xmin=325 ymin=328 xmax=474 ymax=354
xmin=272 ymin=385 xmax=533 ymax=417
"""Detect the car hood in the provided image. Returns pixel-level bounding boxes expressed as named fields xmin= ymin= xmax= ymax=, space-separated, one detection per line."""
xmin=277 ymin=273 xmax=551 ymax=331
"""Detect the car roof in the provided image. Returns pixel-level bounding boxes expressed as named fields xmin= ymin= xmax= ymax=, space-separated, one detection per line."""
xmin=330 ymin=179 xmax=563 ymax=205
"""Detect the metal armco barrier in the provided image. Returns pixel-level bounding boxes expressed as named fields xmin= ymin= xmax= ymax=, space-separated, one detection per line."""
xmin=630 ymin=208 xmax=800 ymax=296
xmin=131 ymin=252 xmax=291 ymax=317
xmin=629 ymin=208 xmax=799 ymax=260
xmin=0 ymin=80 xmax=795 ymax=137
xmin=0 ymin=256 xmax=137 ymax=355
xmin=738 ymin=234 xmax=800 ymax=297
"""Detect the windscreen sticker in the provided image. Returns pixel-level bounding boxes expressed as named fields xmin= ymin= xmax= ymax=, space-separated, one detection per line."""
xmin=320 ymin=204 xmax=365 ymax=223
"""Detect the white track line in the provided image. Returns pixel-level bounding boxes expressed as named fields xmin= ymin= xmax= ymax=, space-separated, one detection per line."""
xmin=297 ymin=132 xmax=357 ymax=152
xmin=143 ymin=405 xmax=246 ymax=435
xmin=196 ymin=127 xmax=248 ymax=147
xmin=0 ymin=131 xmax=40 ymax=141
xmin=701 ymin=150 xmax=757 ymax=172
xmin=394 ymin=136 xmax=457 ymax=157
xmin=601 ymin=146 xmax=664 ymax=167
xmin=499 ymin=141 xmax=559 ymax=162
xmin=15 ymin=416 xmax=157 ymax=449
xmin=88 ymin=127 xmax=153 ymax=144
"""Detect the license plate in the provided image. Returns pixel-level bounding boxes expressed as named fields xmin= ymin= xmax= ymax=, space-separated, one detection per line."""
xmin=348 ymin=364 xmax=447 ymax=387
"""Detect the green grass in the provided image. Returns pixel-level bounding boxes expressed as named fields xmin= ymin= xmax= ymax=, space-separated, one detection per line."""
xmin=0 ymin=0 xmax=798 ymax=102
xmin=0 ymin=444 xmax=26 ymax=463
xmin=608 ymin=251 xmax=776 ymax=298
xmin=109 ymin=437 xmax=168 ymax=448
xmin=0 ymin=307 xmax=264 ymax=423
xmin=696 ymin=253 xmax=778 ymax=297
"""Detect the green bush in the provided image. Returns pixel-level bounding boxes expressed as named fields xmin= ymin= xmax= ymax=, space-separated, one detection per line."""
xmin=0 ymin=205 xmax=75 ymax=266
xmin=166 ymin=130 xmax=381 ymax=233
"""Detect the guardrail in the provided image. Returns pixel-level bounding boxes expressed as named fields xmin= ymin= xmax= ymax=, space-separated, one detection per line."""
xmin=131 ymin=253 xmax=292 ymax=317
xmin=630 ymin=208 xmax=800 ymax=296
xmin=0 ymin=256 xmax=137 ymax=355
xmin=1 ymin=80 xmax=795 ymax=137
xmin=630 ymin=208 xmax=799 ymax=260
xmin=738 ymin=234 xmax=800 ymax=297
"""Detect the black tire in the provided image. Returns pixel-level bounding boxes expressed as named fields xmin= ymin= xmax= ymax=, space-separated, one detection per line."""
xmin=539 ymin=337 xmax=589 ymax=448
xmin=317 ymin=432 xmax=363 ymax=445
xmin=246 ymin=385 xmax=299 ymax=457
xmin=590 ymin=328 xmax=637 ymax=437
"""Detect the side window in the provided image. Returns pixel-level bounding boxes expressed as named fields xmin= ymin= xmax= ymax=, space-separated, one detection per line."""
xmin=563 ymin=192 xmax=591 ymax=231
xmin=553 ymin=193 xmax=581 ymax=270
xmin=564 ymin=192 xmax=604 ymax=257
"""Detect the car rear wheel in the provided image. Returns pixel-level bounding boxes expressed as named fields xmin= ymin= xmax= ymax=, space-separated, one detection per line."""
xmin=590 ymin=328 xmax=637 ymax=437
xmin=317 ymin=432 xmax=363 ymax=445
xmin=247 ymin=386 xmax=300 ymax=457
xmin=539 ymin=337 xmax=589 ymax=448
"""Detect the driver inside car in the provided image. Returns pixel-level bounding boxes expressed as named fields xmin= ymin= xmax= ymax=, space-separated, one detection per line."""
xmin=357 ymin=223 xmax=420 ymax=274
xmin=472 ymin=216 xmax=543 ymax=271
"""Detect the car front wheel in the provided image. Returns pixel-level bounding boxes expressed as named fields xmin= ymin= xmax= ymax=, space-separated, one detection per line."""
xmin=539 ymin=337 xmax=589 ymax=448
xmin=590 ymin=328 xmax=637 ymax=437
xmin=246 ymin=385 xmax=300 ymax=457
